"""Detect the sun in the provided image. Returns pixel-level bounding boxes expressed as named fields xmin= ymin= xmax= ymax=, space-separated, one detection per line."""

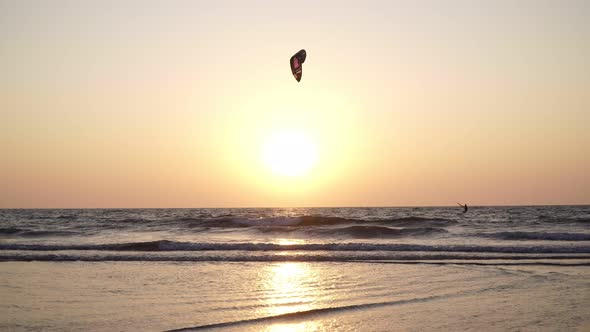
xmin=263 ymin=131 xmax=318 ymax=177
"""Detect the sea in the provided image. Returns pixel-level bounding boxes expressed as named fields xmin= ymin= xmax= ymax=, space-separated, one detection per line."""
xmin=1 ymin=206 xmax=589 ymax=331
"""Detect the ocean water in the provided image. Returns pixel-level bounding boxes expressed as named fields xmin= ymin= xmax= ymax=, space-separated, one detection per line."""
xmin=1 ymin=206 xmax=590 ymax=263
xmin=1 ymin=206 xmax=590 ymax=331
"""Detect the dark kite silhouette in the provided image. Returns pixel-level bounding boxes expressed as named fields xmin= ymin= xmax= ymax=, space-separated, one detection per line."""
xmin=290 ymin=49 xmax=307 ymax=82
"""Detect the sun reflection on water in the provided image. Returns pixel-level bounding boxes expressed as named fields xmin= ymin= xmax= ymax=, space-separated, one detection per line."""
xmin=275 ymin=238 xmax=306 ymax=246
xmin=263 ymin=321 xmax=331 ymax=332
xmin=255 ymin=262 xmax=331 ymax=331
xmin=259 ymin=262 xmax=317 ymax=317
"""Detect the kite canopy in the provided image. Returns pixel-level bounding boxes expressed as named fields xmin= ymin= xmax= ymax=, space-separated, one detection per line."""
xmin=290 ymin=49 xmax=307 ymax=82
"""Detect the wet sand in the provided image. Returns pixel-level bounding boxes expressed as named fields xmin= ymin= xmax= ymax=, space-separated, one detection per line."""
xmin=1 ymin=262 xmax=588 ymax=331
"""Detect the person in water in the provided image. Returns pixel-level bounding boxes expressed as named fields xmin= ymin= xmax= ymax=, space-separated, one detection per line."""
xmin=457 ymin=203 xmax=468 ymax=213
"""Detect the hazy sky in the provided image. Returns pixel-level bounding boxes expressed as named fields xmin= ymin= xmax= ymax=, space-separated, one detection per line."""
xmin=1 ymin=0 xmax=589 ymax=208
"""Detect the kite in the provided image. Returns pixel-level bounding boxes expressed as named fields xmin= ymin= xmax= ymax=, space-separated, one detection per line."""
xmin=290 ymin=49 xmax=307 ymax=82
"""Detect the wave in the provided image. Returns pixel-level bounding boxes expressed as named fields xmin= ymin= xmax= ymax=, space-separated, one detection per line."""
xmin=242 ymin=225 xmax=447 ymax=238
xmin=316 ymin=226 xmax=447 ymax=238
xmin=20 ymin=230 xmax=79 ymax=237
xmin=2 ymin=253 xmax=589 ymax=264
xmin=56 ymin=214 xmax=77 ymax=220
xmin=538 ymin=215 xmax=590 ymax=223
xmin=74 ymin=215 xmax=456 ymax=228
xmin=174 ymin=216 xmax=457 ymax=229
xmin=117 ymin=218 xmax=152 ymax=223
xmin=487 ymin=231 xmax=590 ymax=241
xmin=191 ymin=216 xmax=354 ymax=228
xmin=0 ymin=228 xmax=79 ymax=237
xmin=2 ymin=240 xmax=590 ymax=254
xmin=376 ymin=217 xmax=456 ymax=227
xmin=1 ymin=214 xmax=457 ymax=233
xmin=0 ymin=228 xmax=22 ymax=235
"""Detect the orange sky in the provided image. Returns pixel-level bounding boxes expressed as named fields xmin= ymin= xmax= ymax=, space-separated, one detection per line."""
xmin=1 ymin=1 xmax=589 ymax=208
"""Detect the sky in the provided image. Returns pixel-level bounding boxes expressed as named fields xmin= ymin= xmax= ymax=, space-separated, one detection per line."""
xmin=1 ymin=0 xmax=589 ymax=208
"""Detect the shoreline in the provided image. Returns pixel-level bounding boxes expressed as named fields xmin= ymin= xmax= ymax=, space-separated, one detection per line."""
xmin=2 ymin=261 xmax=589 ymax=331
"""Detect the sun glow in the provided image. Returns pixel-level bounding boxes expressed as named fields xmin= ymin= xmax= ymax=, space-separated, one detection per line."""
xmin=221 ymin=86 xmax=361 ymax=202
xmin=263 ymin=131 xmax=318 ymax=177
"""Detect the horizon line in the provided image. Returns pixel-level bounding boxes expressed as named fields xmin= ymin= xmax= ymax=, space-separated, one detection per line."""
xmin=1 ymin=203 xmax=589 ymax=210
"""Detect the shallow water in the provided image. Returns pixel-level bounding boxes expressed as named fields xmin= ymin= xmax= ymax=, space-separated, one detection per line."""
xmin=1 ymin=261 xmax=588 ymax=331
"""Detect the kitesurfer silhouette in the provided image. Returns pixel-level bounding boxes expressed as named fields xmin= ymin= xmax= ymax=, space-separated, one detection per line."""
xmin=457 ymin=203 xmax=468 ymax=213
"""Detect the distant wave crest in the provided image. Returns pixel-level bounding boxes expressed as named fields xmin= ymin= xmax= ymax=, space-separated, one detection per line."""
xmin=180 ymin=216 xmax=457 ymax=229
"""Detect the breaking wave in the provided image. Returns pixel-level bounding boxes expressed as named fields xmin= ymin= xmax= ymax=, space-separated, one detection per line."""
xmin=1 ymin=252 xmax=589 ymax=263
xmin=177 ymin=216 xmax=457 ymax=229
xmin=2 ymin=240 xmax=589 ymax=254
xmin=316 ymin=226 xmax=448 ymax=238
xmin=0 ymin=228 xmax=79 ymax=237
xmin=486 ymin=231 xmax=590 ymax=241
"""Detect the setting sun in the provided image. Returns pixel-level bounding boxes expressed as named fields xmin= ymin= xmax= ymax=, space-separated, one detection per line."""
xmin=263 ymin=131 xmax=318 ymax=177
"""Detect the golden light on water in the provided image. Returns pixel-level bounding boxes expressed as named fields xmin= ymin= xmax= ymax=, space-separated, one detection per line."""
xmin=257 ymin=262 xmax=336 ymax=331
xmin=262 ymin=263 xmax=316 ymax=316
xmin=275 ymin=239 xmax=306 ymax=246
xmin=264 ymin=321 xmax=326 ymax=332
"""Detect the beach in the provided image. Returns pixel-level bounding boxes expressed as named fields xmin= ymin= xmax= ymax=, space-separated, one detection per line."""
xmin=1 ymin=261 xmax=589 ymax=331
xmin=1 ymin=206 xmax=589 ymax=331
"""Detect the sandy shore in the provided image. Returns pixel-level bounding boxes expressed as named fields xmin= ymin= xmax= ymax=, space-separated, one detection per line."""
xmin=1 ymin=262 xmax=589 ymax=331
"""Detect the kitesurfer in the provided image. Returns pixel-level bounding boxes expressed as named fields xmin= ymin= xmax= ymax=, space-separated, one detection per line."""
xmin=457 ymin=203 xmax=468 ymax=213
